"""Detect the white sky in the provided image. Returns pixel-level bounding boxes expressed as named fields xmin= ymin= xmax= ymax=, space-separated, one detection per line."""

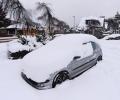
xmin=19 ymin=0 xmax=120 ymax=26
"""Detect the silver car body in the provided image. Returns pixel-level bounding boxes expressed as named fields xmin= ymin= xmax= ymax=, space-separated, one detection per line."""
xmin=21 ymin=34 xmax=103 ymax=90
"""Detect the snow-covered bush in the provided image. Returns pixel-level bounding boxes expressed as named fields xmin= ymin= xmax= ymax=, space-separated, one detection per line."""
xmin=8 ymin=35 xmax=43 ymax=59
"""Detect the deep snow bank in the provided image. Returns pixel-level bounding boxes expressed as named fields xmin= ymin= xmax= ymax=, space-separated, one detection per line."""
xmin=0 ymin=40 xmax=120 ymax=100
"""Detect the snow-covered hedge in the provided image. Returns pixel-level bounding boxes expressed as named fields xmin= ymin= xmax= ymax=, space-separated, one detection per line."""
xmin=8 ymin=35 xmax=43 ymax=59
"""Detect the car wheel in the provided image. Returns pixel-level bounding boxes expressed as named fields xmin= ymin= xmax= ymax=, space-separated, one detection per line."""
xmin=98 ymin=55 xmax=102 ymax=61
xmin=52 ymin=72 xmax=69 ymax=88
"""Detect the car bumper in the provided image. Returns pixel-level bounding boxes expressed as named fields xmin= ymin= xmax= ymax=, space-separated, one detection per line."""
xmin=21 ymin=72 xmax=52 ymax=90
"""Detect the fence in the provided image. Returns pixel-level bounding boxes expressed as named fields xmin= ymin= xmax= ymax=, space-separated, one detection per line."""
xmin=0 ymin=36 xmax=18 ymax=43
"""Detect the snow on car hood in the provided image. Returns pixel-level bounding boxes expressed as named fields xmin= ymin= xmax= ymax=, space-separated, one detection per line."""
xmin=22 ymin=34 xmax=98 ymax=82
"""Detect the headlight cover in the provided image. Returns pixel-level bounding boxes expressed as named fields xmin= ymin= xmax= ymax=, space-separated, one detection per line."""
xmin=21 ymin=72 xmax=50 ymax=89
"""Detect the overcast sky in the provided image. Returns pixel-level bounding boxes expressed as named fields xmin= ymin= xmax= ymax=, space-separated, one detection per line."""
xmin=20 ymin=0 xmax=120 ymax=26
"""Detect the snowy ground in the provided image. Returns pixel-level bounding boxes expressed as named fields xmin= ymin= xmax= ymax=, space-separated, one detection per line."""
xmin=0 ymin=40 xmax=120 ymax=100
xmin=0 ymin=43 xmax=8 ymax=60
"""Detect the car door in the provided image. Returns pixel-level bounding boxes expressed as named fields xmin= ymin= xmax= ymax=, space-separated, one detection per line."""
xmin=68 ymin=42 xmax=94 ymax=77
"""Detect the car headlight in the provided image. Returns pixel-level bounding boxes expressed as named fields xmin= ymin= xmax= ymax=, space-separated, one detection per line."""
xmin=21 ymin=71 xmax=51 ymax=89
xmin=39 ymin=80 xmax=50 ymax=87
xmin=40 ymin=83 xmax=45 ymax=87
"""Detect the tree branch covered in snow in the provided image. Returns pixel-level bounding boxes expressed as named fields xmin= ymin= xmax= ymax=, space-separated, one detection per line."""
xmin=1 ymin=0 xmax=36 ymax=28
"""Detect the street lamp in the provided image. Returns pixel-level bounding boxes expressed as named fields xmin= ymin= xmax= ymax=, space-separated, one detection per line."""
xmin=100 ymin=16 xmax=105 ymax=29
xmin=73 ymin=16 xmax=76 ymax=29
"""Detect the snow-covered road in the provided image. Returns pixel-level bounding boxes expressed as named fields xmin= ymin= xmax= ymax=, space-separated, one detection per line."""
xmin=0 ymin=40 xmax=120 ymax=100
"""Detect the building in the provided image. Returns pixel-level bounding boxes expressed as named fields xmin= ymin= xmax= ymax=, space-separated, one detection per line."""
xmin=105 ymin=12 xmax=120 ymax=34
xmin=77 ymin=16 xmax=104 ymax=38
xmin=0 ymin=23 xmax=44 ymax=37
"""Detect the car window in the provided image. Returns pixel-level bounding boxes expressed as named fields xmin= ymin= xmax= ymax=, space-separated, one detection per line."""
xmin=82 ymin=42 xmax=93 ymax=58
xmin=91 ymin=42 xmax=97 ymax=50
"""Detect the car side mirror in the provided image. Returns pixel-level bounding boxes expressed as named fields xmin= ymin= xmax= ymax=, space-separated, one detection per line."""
xmin=73 ymin=56 xmax=81 ymax=60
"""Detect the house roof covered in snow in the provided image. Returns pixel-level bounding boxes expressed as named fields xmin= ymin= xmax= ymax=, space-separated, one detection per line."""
xmin=7 ymin=22 xmax=42 ymax=29
xmin=7 ymin=24 xmax=24 ymax=29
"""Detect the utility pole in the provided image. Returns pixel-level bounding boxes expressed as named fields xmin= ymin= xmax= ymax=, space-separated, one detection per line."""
xmin=100 ymin=16 xmax=105 ymax=29
xmin=73 ymin=16 xmax=76 ymax=29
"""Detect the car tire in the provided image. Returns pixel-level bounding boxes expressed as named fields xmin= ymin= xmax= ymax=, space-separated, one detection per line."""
xmin=52 ymin=72 xmax=69 ymax=88
xmin=97 ymin=55 xmax=102 ymax=61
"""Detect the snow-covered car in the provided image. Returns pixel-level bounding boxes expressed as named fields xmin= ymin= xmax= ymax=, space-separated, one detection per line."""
xmin=103 ymin=34 xmax=120 ymax=40
xmin=21 ymin=34 xmax=103 ymax=90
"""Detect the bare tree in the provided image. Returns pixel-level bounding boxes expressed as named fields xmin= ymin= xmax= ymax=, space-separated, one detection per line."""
xmin=1 ymin=0 xmax=35 ymax=30
xmin=36 ymin=2 xmax=54 ymax=36
xmin=36 ymin=1 xmax=69 ymax=33
xmin=52 ymin=17 xmax=70 ymax=33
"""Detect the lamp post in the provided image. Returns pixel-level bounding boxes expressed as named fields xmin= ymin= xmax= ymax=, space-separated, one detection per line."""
xmin=73 ymin=16 xmax=76 ymax=29
xmin=100 ymin=16 xmax=105 ymax=29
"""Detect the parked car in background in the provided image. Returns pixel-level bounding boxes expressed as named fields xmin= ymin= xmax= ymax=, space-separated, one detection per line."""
xmin=103 ymin=34 xmax=120 ymax=40
xmin=21 ymin=34 xmax=103 ymax=90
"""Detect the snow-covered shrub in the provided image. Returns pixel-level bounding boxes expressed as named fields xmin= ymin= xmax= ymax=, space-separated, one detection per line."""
xmin=8 ymin=35 xmax=43 ymax=59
